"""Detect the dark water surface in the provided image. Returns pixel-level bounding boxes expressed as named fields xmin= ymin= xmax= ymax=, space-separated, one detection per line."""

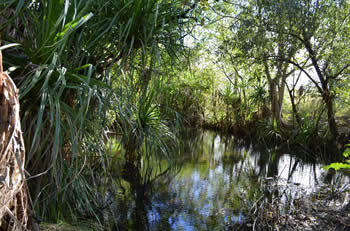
xmin=110 ymin=130 xmax=348 ymax=230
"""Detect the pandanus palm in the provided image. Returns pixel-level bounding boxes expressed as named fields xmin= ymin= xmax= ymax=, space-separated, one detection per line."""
xmin=1 ymin=0 xmax=198 ymax=224
xmin=1 ymin=0 xmax=108 ymax=222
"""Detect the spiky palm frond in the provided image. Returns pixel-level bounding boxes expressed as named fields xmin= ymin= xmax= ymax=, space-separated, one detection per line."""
xmin=1 ymin=0 xmax=197 ymax=224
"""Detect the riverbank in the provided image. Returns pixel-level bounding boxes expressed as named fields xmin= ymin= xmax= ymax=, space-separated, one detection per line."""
xmin=200 ymin=118 xmax=350 ymax=161
xmin=249 ymin=182 xmax=350 ymax=230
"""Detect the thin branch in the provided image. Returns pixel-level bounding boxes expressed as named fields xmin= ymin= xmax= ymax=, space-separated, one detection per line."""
xmin=331 ymin=63 xmax=350 ymax=79
xmin=221 ymin=64 xmax=235 ymax=86
xmin=287 ymin=59 xmax=323 ymax=94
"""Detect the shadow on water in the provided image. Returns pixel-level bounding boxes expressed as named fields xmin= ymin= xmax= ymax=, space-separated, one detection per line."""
xmin=104 ymin=129 xmax=349 ymax=230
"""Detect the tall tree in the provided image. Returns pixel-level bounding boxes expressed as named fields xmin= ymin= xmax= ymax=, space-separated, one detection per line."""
xmin=215 ymin=0 xmax=350 ymax=139
xmin=215 ymin=0 xmax=300 ymax=129
xmin=279 ymin=0 xmax=350 ymax=140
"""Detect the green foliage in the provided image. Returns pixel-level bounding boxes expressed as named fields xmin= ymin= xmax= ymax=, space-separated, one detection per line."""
xmin=249 ymin=83 xmax=267 ymax=107
xmin=118 ymin=86 xmax=169 ymax=152
xmin=222 ymin=85 xmax=239 ymax=106
xmin=112 ymin=76 xmax=180 ymax=185
xmin=159 ymin=65 xmax=214 ymax=125
xmin=1 ymin=0 xmax=198 ymax=224
xmin=323 ymin=144 xmax=350 ymax=171
xmin=1 ymin=0 xmax=350 ymax=226
xmin=323 ymin=162 xmax=350 ymax=171
xmin=0 ymin=1 xmax=110 ymax=222
xmin=343 ymin=145 xmax=350 ymax=158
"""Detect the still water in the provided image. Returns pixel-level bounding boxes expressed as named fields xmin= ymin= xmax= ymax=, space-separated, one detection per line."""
xmin=109 ymin=130 xmax=346 ymax=230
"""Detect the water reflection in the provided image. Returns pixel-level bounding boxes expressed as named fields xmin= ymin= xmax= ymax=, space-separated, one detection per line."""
xmin=108 ymin=130 xmax=348 ymax=230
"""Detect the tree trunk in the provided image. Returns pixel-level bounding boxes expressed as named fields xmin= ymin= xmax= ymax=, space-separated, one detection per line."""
xmin=269 ymin=79 xmax=288 ymax=128
xmin=269 ymin=80 xmax=279 ymax=121
xmin=264 ymin=60 xmax=289 ymax=129
xmin=322 ymin=89 xmax=338 ymax=139
xmin=277 ymin=75 xmax=287 ymax=119
xmin=0 ymin=50 xmax=31 ymax=230
xmin=303 ymin=38 xmax=338 ymax=140
xmin=286 ymin=84 xmax=301 ymax=126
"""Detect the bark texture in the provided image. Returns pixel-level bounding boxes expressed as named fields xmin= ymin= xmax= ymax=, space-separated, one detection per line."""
xmin=0 ymin=50 xmax=29 ymax=230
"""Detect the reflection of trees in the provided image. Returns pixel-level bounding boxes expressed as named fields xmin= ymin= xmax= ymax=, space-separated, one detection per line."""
xmin=267 ymin=151 xmax=280 ymax=178
xmin=111 ymin=130 xmax=330 ymax=230
xmin=118 ymin=156 xmax=180 ymax=230
xmin=148 ymin=131 xmax=263 ymax=229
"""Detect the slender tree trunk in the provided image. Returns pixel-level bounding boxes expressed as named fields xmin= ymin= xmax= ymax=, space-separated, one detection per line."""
xmin=269 ymin=79 xmax=286 ymax=127
xmin=264 ymin=60 xmax=287 ymax=128
xmin=322 ymin=88 xmax=338 ymax=139
xmin=277 ymin=76 xmax=287 ymax=119
xmin=304 ymin=38 xmax=338 ymax=140
xmin=269 ymin=80 xmax=279 ymax=120
xmin=286 ymin=85 xmax=301 ymax=126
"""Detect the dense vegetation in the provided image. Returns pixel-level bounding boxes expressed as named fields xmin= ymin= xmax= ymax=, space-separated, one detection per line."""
xmin=0 ymin=0 xmax=349 ymax=230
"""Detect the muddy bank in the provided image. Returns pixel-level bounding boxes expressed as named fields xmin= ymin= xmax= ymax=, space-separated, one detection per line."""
xmin=241 ymin=178 xmax=350 ymax=231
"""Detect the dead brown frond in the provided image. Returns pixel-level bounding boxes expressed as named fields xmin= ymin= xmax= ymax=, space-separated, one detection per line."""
xmin=0 ymin=49 xmax=29 ymax=230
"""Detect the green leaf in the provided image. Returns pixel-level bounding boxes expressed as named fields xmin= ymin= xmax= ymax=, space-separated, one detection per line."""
xmin=54 ymin=13 xmax=93 ymax=42
xmin=344 ymin=148 xmax=350 ymax=158
xmin=323 ymin=162 xmax=350 ymax=171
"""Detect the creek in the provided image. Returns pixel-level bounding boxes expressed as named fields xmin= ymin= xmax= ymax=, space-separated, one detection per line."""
xmin=106 ymin=130 xmax=348 ymax=230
